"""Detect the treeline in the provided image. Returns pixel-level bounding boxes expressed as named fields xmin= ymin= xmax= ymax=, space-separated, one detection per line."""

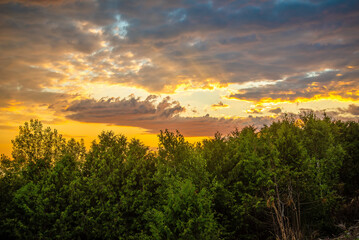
xmin=0 ymin=113 xmax=358 ymax=239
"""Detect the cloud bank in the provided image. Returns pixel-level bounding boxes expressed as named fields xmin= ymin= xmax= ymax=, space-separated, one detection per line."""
xmin=66 ymin=95 xmax=274 ymax=136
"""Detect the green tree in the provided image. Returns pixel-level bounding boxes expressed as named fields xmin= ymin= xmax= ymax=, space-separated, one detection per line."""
xmin=157 ymin=129 xmax=210 ymax=187
xmin=0 ymin=120 xmax=85 ymax=239
xmin=260 ymin=117 xmax=310 ymax=240
xmin=0 ymin=117 xmax=356 ymax=240
xmin=73 ymin=131 xmax=157 ymax=239
xmin=147 ymin=178 xmax=219 ymax=239
xmin=12 ymin=119 xmax=66 ymax=166
xmin=300 ymin=113 xmax=344 ymax=233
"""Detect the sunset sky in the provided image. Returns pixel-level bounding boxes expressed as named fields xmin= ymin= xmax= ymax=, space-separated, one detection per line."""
xmin=1 ymin=0 xmax=359 ymax=156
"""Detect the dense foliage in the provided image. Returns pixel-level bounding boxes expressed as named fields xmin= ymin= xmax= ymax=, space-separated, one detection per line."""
xmin=0 ymin=114 xmax=358 ymax=239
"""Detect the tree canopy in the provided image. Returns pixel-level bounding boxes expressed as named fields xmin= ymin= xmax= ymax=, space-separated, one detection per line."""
xmin=0 ymin=113 xmax=358 ymax=239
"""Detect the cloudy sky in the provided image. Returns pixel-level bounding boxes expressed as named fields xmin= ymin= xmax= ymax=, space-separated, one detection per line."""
xmin=1 ymin=0 xmax=359 ymax=155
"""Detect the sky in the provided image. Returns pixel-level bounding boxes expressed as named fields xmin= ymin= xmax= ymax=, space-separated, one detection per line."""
xmin=1 ymin=0 xmax=359 ymax=155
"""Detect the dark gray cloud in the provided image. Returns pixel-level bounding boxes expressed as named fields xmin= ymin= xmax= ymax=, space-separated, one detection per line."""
xmin=101 ymin=0 xmax=359 ymax=93
xmin=66 ymin=95 xmax=185 ymax=122
xmin=0 ymin=86 xmax=71 ymax=108
xmin=0 ymin=0 xmax=105 ymax=107
xmin=65 ymin=95 xmax=274 ymax=136
xmin=229 ymin=69 xmax=359 ymax=102
xmin=347 ymin=104 xmax=359 ymax=115
xmin=269 ymin=107 xmax=282 ymax=114
xmin=211 ymin=101 xmax=228 ymax=109
xmin=338 ymin=104 xmax=359 ymax=116
xmin=65 ymin=97 xmax=356 ymax=136
xmin=0 ymin=0 xmax=358 ymax=106
xmin=296 ymin=108 xmax=359 ymax=122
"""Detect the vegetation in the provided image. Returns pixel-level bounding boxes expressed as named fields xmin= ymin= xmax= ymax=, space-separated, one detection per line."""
xmin=0 ymin=114 xmax=358 ymax=239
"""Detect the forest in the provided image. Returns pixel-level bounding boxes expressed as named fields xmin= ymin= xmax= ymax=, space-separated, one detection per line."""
xmin=0 ymin=113 xmax=358 ymax=240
